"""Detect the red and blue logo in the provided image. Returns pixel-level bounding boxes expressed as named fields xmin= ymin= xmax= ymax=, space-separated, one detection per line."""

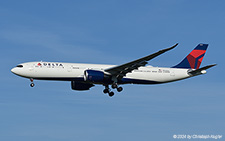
xmin=173 ymin=44 xmax=208 ymax=69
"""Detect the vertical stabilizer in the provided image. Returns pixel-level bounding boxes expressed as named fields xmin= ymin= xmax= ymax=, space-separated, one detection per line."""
xmin=172 ymin=44 xmax=208 ymax=69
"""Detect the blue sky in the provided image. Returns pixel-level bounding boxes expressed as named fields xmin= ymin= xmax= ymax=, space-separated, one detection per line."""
xmin=0 ymin=0 xmax=224 ymax=140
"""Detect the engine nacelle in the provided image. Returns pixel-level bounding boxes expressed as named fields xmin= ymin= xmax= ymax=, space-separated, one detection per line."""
xmin=71 ymin=81 xmax=94 ymax=91
xmin=84 ymin=70 xmax=110 ymax=83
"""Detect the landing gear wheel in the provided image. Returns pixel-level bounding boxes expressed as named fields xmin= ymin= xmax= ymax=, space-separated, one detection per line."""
xmin=30 ymin=78 xmax=34 ymax=87
xmin=112 ymin=83 xmax=117 ymax=89
xmin=103 ymin=85 xmax=110 ymax=94
xmin=108 ymin=91 xmax=114 ymax=97
xmin=30 ymin=83 xmax=35 ymax=87
xmin=117 ymin=87 xmax=123 ymax=92
xmin=103 ymin=89 xmax=109 ymax=94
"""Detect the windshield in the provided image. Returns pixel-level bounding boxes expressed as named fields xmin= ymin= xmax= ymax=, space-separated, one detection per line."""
xmin=16 ymin=65 xmax=23 ymax=68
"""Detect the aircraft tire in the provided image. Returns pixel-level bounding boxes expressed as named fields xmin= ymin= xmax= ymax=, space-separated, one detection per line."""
xmin=103 ymin=89 xmax=109 ymax=94
xmin=117 ymin=87 xmax=123 ymax=92
xmin=30 ymin=83 xmax=35 ymax=87
xmin=109 ymin=92 xmax=114 ymax=97
xmin=112 ymin=83 xmax=117 ymax=89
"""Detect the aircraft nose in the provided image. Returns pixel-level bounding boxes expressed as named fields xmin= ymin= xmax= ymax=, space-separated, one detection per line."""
xmin=11 ymin=68 xmax=16 ymax=74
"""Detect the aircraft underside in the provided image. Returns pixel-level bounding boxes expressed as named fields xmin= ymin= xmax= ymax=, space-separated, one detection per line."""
xmin=29 ymin=77 xmax=163 ymax=96
xmin=32 ymin=77 xmax=161 ymax=84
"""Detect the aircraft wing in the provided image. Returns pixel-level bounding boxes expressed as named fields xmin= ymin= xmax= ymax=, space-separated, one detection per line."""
xmin=104 ymin=43 xmax=178 ymax=79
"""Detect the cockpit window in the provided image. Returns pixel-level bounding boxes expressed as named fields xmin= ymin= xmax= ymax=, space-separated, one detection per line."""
xmin=16 ymin=65 xmax=23 ymax=68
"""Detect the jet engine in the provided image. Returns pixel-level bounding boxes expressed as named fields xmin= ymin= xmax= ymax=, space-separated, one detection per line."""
xmin=71 ymin=81 xmax=94 ymax=91
xmin=84 ymin=70 xmax=110 ymax=83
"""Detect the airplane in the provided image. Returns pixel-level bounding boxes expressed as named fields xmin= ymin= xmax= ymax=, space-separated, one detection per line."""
xmin=11 ymin=43 xmax=216 ymax=97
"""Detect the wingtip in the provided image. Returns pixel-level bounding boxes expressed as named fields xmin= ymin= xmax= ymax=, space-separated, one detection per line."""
xmin=170 ymin=43 xmax=178 ymax=49
xmin=170 ymin=43 xmax=179 ymax=49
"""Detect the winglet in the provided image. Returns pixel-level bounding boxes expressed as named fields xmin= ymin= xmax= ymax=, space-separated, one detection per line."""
xmin=152 ymin=43 xmax=178 ymax=58
xmin=173 ymin=43 xmax=179 ymax=48
xmin=163 ymin=43 xmax=178 ymax=52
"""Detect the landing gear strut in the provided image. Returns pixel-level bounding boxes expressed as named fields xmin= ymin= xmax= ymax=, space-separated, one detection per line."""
xmin=103 ymin=85 xmax=110 ymax=94
xmin=111 ymin=83 xmax=123 ymax=92
xmin=30 ymin=78 xmax=35 ymax=87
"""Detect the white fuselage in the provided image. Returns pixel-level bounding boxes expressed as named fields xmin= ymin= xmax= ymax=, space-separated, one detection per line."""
xmin=11 ymin=62 xmax=191 ymax=85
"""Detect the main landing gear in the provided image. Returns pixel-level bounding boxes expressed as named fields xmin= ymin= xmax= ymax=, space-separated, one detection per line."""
xmin=112 ymin=83 xmax=123 ymax=92
xmin=30 ymin=78 xmax=35 ymax=87
xmin=103 ymin=83 xmax=123 ymax=97
xmin=103 ymin=85 xmax=114 ymax=97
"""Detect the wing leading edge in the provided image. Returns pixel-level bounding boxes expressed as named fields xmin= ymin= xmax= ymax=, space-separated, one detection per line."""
xmin=104 ymin=43 xmax=178 ymax=79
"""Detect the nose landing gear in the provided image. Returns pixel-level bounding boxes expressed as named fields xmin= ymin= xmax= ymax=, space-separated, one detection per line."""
xmin=30 ymin=78 xmax=35 ymax=87
xmin=30 ymin=83 xmax=35 ymax=87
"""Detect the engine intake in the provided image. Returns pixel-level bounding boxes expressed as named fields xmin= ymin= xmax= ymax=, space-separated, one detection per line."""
xmin=84 ymin=70 xmax=110 ymax=83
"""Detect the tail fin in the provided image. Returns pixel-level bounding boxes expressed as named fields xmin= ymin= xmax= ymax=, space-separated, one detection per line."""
xmin=172 ymin=44 xmax=208 ymax=69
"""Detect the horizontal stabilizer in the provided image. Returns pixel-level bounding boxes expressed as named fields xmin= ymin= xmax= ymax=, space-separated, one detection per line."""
xmin=188 ymin=64 xmax=217 ymax=76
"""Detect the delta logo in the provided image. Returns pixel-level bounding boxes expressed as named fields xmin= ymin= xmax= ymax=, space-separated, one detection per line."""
xmin=37 ymin=62 xmax=64 ymax=67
